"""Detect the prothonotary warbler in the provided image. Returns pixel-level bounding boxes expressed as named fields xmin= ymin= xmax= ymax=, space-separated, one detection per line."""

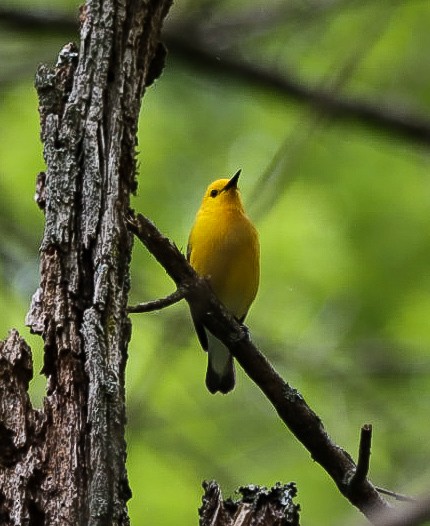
xmin=187 ymin=169 xmax=260 ymax=394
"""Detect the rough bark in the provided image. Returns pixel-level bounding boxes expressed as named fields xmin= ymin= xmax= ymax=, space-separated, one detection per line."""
xmin=0 ymin=1 xmax=171 ymax=525
xmin=199 ymin=481 xmax=300 ymax=526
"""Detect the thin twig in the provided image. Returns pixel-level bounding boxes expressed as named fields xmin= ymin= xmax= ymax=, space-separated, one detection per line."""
xmin=248 ymin=3 xmax=397 ymax=219
xmin=375 ymin=487 xmax=417 ymax=503
xmin=127 ymin=288 xmax=184 ymax=313
xmin=348 ymin=423 xmax=416 ymax=505
xmin=350 ymin=424 xmax=373 ymax=489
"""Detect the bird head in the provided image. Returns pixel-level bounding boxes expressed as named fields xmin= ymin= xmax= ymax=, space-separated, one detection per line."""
xmin=201 ymin=170 xmax=244 ymax=211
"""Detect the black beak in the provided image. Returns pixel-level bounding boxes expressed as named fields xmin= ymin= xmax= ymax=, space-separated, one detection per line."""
xmin=223 ymin=169 xmax=241 ymax=192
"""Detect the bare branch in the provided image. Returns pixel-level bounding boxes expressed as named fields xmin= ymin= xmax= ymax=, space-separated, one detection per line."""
xmin=350 ymin=424 xmax=373 ymax=490
xmin=166 ymin=32 xmax=430 ymax=147
xmin=1 ymin=7 xmax=430 ymax=146
xmin=127 ymin=288 xmax=185 ymax=313
xmin=127 ymin=212 xmax=389 ymax=521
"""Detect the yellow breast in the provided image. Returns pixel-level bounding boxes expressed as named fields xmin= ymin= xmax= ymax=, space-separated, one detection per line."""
xmin=188 ymin=207 xmax=259 ymax=320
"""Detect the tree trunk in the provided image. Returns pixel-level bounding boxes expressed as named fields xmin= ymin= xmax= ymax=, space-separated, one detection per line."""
xmin=0 ymin=1 xmax=171 ymax=524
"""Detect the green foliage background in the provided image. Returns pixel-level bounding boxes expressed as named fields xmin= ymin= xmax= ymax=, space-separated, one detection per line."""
xmin=1 ymin=1 xmax=430 ymax=524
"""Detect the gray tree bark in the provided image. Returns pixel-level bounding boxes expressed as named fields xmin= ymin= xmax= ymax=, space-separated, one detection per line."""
xmin=0 ymin=1 xmax=171 ymax=524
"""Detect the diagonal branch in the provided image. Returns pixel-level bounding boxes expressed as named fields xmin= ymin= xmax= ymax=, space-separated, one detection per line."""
xmin=127 ymin=212 xmax=389 ymax=521
xmin=166 ymin=31 xmax=430 ymax=146
xmin=1 ymin=7 xmax=430 ymax=146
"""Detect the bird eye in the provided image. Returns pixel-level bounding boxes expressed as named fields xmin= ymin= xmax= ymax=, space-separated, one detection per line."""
xmin=210 ymin=189 xmax=218 ymax=198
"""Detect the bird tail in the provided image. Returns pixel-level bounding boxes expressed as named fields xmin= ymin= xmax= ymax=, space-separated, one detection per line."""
xmin=205 ymin=334 xmax=235 ymax=394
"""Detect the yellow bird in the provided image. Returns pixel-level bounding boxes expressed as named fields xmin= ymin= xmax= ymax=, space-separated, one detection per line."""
xmin=187 ymin=170 xmax=260 ymax=394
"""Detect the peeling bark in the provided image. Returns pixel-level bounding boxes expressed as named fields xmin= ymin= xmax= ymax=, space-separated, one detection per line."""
xmin=199 ymin=481 xmax=300 ymax=526
xmin=0 ymin=1 xmax=172 ymax=524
